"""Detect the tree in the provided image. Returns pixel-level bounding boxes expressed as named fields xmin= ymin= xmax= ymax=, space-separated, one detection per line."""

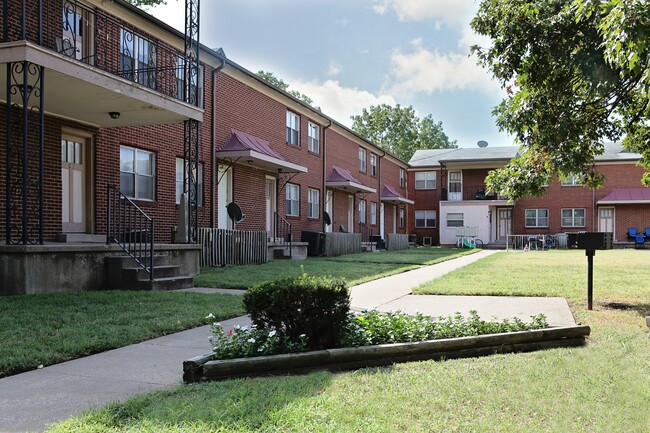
xmin=471 ymin=0 xmax=650 ymax=200
xmin=124 ymin=0 xmax=167 ymax=6
xmin=256 ymin=71 xmax=313 ymax=105
xmin=350 ymin=104 xmax=457 ymax=162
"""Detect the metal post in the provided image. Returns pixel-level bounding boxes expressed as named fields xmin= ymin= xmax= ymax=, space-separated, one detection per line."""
xmin=586 ymin=249 xmax=595 ymax=310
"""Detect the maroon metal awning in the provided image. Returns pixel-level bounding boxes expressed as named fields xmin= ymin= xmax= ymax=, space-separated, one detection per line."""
xmin=380 ymin=185 xmax=414 ymax=205
xmin=217 ymin=129 xmax=307 ymax=173
xmin=326 ymin=166 xmax=376 ymax=194
xmin=598 ymin=188 xmax=650 ymax=204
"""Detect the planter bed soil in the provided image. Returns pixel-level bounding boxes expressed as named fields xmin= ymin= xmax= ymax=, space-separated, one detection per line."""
xmin=184 ymin=325 xmax=590 ymax=383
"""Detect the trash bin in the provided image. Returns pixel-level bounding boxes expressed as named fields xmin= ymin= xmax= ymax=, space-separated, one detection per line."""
xmin=369 ymin=235 xmax=385 ymax=250
xmin=301 ymin=231 xmax=324 ymax=256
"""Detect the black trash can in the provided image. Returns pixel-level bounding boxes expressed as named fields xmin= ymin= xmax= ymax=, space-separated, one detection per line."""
xmin=301 ymin=231 xmax=325 ymax=256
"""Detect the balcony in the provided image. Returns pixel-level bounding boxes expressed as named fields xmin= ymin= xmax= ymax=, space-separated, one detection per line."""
xmin=1 ymin=0 xmax=202 ymax=126
xmin=442 ymin=185 xmax=509 ymax=203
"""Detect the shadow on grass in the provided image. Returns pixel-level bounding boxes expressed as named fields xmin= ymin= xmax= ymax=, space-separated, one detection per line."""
xmin=602 ymin=301 xmax=650 ymax=318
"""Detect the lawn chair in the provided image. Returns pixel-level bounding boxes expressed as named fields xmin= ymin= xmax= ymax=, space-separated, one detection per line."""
xmin=645 ymin=228 xmax=650 ymax=241
xmin=635 ymin=234 xmax=645 ymax=249
xmin=627 ymin=228 xmax=638 ymax=241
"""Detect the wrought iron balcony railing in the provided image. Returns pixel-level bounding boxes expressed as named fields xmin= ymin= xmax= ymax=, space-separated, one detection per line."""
xmin=2 ymin=0 xmax=198 ymax=104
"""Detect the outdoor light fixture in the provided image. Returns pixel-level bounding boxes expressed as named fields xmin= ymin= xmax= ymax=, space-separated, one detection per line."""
xmin=109 ymin=111 xmax=120 ymax=119
xmin=247 ymin=160 xmax=253 ymax=165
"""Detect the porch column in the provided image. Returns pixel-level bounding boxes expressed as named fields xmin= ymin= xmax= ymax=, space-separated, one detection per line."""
xmin=5 ymin=61 xmax=45 ymax=245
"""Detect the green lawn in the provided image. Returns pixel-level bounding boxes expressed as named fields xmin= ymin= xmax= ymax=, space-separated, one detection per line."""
xmin=0 ymin=291 xmax=244 ymax=378
xmin=46 ymin=249 xmax=650 ymax=432
xmin=195 ymin=247 xmax=476 ymax=289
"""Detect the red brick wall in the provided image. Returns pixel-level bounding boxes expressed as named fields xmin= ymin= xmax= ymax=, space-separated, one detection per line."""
xmin=408 ymin=168 xmax=443 ymax=244
xmin=380 ymin=157 xmax=408 ymax=236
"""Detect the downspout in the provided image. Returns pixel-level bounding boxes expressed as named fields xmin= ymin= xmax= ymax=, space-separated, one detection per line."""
xmin=210 ymin=58 xmax=225 ymax=228
xmin=377 ymin=148 xmax=386 ymax=238
xmin=322 ymin=119 xmax=332 ymax=232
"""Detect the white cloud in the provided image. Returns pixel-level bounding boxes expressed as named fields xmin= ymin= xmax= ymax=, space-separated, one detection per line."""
xmin=327 ymin=60 xmax=342 ymax=76
xmin=372 ymin=0 xmax=476 ymax=28
xmin=290 ymin=80 xmax=397 ymax=127
xmin=385 ymin=38 xmax=501 ymax=97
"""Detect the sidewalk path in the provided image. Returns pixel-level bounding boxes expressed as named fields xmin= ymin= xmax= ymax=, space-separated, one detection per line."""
xmin=0 ymin=249 xmax=575 ymax=433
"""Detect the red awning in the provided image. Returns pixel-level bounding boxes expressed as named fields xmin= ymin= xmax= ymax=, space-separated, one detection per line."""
xmin=217 ymin=129 xmax=307 ymax=173
xmin=380 ymin=185 xmax=414 ymax=205
xmin=598 ymin=188 xmax=650 ymax=204
xmin=326 ymin=166 xmax=376 ymax=194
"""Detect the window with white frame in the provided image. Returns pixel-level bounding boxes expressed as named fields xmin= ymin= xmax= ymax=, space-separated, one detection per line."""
xmin=120 ymin=146 xmax=155 ymax=200
xmin=399 ymin=168 xmax=405 ymax=188
xmin=399 ymin=208 xmax=405 ymax=228
xmin=308 ymin=188 xmax=319 ymax=219
xmin=370 ymin=154 xmax=377 ymax=176
xmin=415 ymin=210 xmax=436 ymax=228
xmin=359 ymin=199 xmax=367 ymax=224
xmin=561 ymin=174 xmax=583 ymax=186
xmin=525 ymin=209 xmax=549 ymax=227
xmin=446 ymin=212 xmax=464 ymax=227
xmin=121 ymin=29 xmax=156 ymax=89
xmin=176 ymin=57 xmax=204 ymax=107
xmin=561 ymin=208 xmax=585 ymax=227
xmin=415 ymin=171 xmax=436 ymax=189
xmin=359 ymin=147 xmax=367 ymax=172
xmin=175 ymin=158 xmax=203 ymax=206
xmin=308 ymin=122 xmax=320 ymax=153
xmin=370 ymin=202 xmax=377 ymax=225
xmin=286 ymin=183 xmax=300 ymax=216
xmin=286 ymin=111 xmax=300 ymax=145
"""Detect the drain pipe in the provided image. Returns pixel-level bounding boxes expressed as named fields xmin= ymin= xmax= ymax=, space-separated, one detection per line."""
xmin=210 ymin=58 xmax=226 ymax=228
xmin=322 ymin=119 xmax=332 ymax=232
xmin=377 ymin=148 xmax=386 ymax=237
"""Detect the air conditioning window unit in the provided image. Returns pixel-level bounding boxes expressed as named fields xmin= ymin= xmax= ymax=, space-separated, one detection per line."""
xmin=423 ymin=237 xmax=432 ymax=246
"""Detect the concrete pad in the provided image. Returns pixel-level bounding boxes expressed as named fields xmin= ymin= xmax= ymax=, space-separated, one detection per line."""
xmin=378 ymin=295 xmax=576 ymax=328
xmin=179 ymin=287 xmax=246 ymax=295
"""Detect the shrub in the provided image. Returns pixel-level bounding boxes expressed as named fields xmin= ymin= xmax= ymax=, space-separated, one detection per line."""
xmin=243 ymin=274 xmax=350 ymax=350
xmin=208 ymin=322 xmax=308 ymax=360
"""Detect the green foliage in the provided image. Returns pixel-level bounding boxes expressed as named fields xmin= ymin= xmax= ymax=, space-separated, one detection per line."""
xmin=471 ymin=0 xmax=650 ymax=200
xmin=256 ymin=70 xmax=313 ymax=105
xmin=243 ymin=274 xmax=350 ymax=350
xmin=351 ymin=104 xmax=457 ymax=162
xmin=208 ymin=322 xmax=308 ymax=360
xmin=340 ymin=310 xmax=548 ymax=347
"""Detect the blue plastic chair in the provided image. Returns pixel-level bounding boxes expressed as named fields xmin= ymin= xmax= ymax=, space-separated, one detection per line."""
xmin=635 ymin=234 xmax=645 ymax=249
xmin=628 ymin=228 xmax=638 ymax=241
xmin=645 ymin=228 xmax=650 ymax=240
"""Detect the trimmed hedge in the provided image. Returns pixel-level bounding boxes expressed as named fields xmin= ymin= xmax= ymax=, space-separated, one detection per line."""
xmin=243 ymin=274 xmax=350 ymax=350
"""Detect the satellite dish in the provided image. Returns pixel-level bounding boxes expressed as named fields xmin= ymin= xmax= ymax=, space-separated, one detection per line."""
xmin=323 ymin=211 xmax=332 ymax=226
xmin=226 ymin=202 xmax=244 ymax=224
xmin=477 ymin=140 xmax=488 ymax=148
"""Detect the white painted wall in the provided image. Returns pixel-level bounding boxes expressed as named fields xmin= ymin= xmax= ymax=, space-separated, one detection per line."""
xmin=440 ymin=203 xmax=491 ymax=245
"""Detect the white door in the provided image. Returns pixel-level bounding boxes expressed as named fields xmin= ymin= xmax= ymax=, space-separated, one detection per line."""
xmin=599 ymin=207 xmax=614 ymax=233
xmin=392 ymin=205 xmax=397 ymax=233
xmin=265 ymin=177 xmax=277 ymax=236
xmin=448 ymin=171 xmax=463 ymax=201
xmin=347 ymin=195 xmax=354 ymax=233
xmin=325 ymin=190 xmax=333 ymax=233
xmin=379 ymin=203 xmax=385 ymax=239
xmin=61 ymin=137 xmax=85 ymax=233
xmin=497 ymin=208 xmax=512 ymax=241
xmin=217 ymin=165 xmax=232 ymax=229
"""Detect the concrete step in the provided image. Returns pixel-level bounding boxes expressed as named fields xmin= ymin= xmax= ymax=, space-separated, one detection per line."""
xmin=56 ymin=233 xmax=105 ymax=243
xmin=122 ymin=264 xmax=181 ymax=280
xmin=136 ymin=276 xmax=195 ymax=291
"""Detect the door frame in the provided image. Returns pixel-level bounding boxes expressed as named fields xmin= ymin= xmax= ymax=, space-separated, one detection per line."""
xmin=496 ymin=207 xmax=512 ymax=242
xmin=61 ymin=128 xmax=93 ymax=234
xmin=598 ymin=206 xmax=615 ymax=236
xmin=265 ymin=176 xmax=277 ymax=237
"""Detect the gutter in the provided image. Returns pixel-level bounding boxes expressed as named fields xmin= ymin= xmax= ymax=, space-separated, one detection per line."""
xmin=322 ymin=119 xmax=332 ymax=232
xmin=210 ymin=58 xmax=226 ymax=227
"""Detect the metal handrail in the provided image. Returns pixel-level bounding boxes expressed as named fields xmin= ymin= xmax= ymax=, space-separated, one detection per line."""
xmin=106 ymin=185 xmax=154 ymax=281
xmin=274 ymin=212 xmax=292 ymax=259
xmin=358 ymin=222 xmax=373 ymax=243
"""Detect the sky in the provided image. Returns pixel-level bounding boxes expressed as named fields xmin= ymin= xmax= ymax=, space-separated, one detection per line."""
xmin=147 ymin=0 xmax=514 ymax=149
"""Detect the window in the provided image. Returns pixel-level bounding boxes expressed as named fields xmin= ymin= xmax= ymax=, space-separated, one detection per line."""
xmin=562 ymin=208 xmax=585 ymax=227
xmin=121 ymin=29 xmax=156 ymax=89
xmin=359 ymin=199 xmax=367 ymax=224
xmin=120 ymin=146 xmax=155 ymax=200
xmin=370 ymin=154 xmax=377 ymax=177
xmin=400 ymin=168 xmax=405 ymax=188
xmin=359 ymin=147 xmax=367 ymax=172
xmin=175 ymin=158 xmax=203 ymax=206
xmin=370 ymin=202 xmax=377 ymax=225
xmin=447 ymin=212 xmax=464 ymax=227
xmin=308 ymin=122 xmax=320 ymax=153
xmin=176 ymin=57 xmax=204 ymax=107
xmin=561 ymin=174 xmax=583 ymax=186
xmin=308 ymin=188 xmax=319 ymax=219
xmin=415 ymin=210 xmax=437 ymax=228
xmin=525 ymin=209 xmax=549 ymax=227
xmin=286 ymin=184 xmax=300 ymax=216
xmin=286 ymin=111 xmax=300 ymax=145
xmin=415 ymin=171 xmax=436 ymax=189
xmin=399 ymin=208 xmax=405 ymax=228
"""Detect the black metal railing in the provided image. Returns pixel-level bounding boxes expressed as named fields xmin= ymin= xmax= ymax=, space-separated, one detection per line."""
xmin=274 ymin=212 xmax=292 ymax=259
xmin=444 ymin=185 xmax=509 ymax=202
xmin=359 ymin=222 xmax=373 ymax=243
xmin=3 ymin=0 xmax=195 ymax=103
xmin=106 ymin=185 xmax=154 ymax=281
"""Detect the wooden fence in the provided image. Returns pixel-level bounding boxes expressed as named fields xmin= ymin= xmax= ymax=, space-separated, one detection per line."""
xmin=323 ymin=232 xmax=361 ymax=257
xmin=198 ymin=228 xmax=268 ymax=267
xmin=385 ymin=233 xmax=409 ymax=251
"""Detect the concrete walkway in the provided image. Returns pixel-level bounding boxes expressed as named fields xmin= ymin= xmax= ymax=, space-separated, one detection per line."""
xmin=0 ymin=250 xmax=575 ymax=433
